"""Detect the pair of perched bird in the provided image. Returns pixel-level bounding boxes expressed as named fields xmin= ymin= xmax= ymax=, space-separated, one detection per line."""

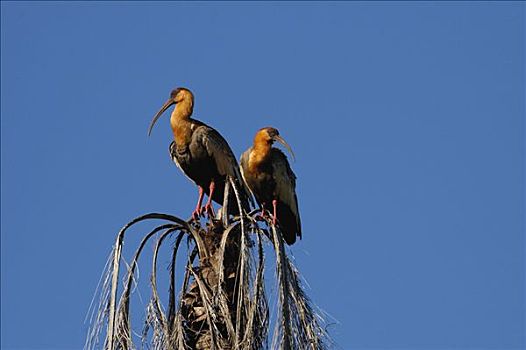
xmin=148 ymin=87 xmax=301 ymax=245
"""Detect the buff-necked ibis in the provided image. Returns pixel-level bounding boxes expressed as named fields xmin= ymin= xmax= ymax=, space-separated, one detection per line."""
xmin=148 ymin=87 xmax=252 ymax=219
xmin=240 ymin=127 xmax=301 ymax=245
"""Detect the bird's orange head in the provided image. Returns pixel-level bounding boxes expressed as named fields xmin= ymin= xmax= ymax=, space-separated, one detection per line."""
xmin=170 ymin=88 xmax=194 ymax=103
xmin=254 ymin=127 xmax=295 ymax=161
xmin=148 ymin=87 xmax=194 ymax=136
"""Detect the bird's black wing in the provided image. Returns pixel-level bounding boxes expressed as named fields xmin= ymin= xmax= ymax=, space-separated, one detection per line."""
xmin=193 ymin=124 xmax=255 ymax=208
xmin=169 ymin=141 xmax=195 ymax=183
xmin=271 ymin=148 xmax=301 ymax=239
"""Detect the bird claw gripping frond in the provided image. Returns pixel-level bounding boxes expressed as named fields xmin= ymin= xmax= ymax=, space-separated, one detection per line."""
xmin=86 ymin=191 xmax=332 ymax=350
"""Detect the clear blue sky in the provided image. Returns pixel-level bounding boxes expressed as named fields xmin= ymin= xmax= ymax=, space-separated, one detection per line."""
xmin=1 ymin=2 xmax=524 ymax=349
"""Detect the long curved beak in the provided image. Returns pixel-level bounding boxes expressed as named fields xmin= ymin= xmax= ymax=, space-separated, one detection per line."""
xmin=148 ymin=98 xmax=175 ymax=136
xmin=274 ymin=135 xmax=295 ymax=161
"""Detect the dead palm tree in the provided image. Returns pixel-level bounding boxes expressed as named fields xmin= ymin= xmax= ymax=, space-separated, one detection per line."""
xmin=85 ymin=179 xmax=333 ymax=349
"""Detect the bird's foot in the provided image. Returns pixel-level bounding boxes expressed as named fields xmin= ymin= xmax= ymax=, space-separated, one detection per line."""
xmin=191 ymin=207 xmax=202 ymax=221
xmin=204 ymin=203 xmax=215 ymax=219
xmin=254 ymin=209 xmax=270 ymax=222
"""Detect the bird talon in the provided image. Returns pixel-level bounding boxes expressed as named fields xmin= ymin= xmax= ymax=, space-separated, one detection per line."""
xmin=254 ymin=214 xmax=266 ymax=222
xmin=204 ymin=204 xmax=215 ymax=218
xmin=191 ymin=209 xmax=201 ymax=221
xmin=254 ymin=209 xmax=268 ymax=222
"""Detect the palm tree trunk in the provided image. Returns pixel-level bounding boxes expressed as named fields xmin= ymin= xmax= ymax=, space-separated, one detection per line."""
xmin=181 ymin=221 xmax=241 ymax=349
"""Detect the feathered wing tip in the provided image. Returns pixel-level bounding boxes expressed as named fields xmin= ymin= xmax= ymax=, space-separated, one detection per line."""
xmin=276 ymin=201 xmax=301 ymax=245
xmin=86 ymin=189 xmax=333 ymax=350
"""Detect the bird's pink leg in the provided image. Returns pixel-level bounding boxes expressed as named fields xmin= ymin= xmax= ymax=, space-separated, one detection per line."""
xmin=255 ymin=203 xmax=267 ymax=222
xmin=192 ymin=186 xmax=205 ymax=220
xmin=272 ymin=199 xmax=278 ymax=226
xmin=203 ymin=181 xmax=216 ymax=218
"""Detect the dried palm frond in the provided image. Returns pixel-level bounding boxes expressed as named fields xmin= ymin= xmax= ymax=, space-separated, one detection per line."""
xmin=85 ymin=176 xmax=333 ymax=350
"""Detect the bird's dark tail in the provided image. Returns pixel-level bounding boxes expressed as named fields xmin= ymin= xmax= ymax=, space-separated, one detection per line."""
xmin=277 ymin=202 xmax=300 ymax=245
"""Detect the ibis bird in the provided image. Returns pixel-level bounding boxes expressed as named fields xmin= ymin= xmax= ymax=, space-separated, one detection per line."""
xmin=148 ymin=87 xmax=252 ymax=219
xmin=240 ymin=127 xmax=301 ymax=245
